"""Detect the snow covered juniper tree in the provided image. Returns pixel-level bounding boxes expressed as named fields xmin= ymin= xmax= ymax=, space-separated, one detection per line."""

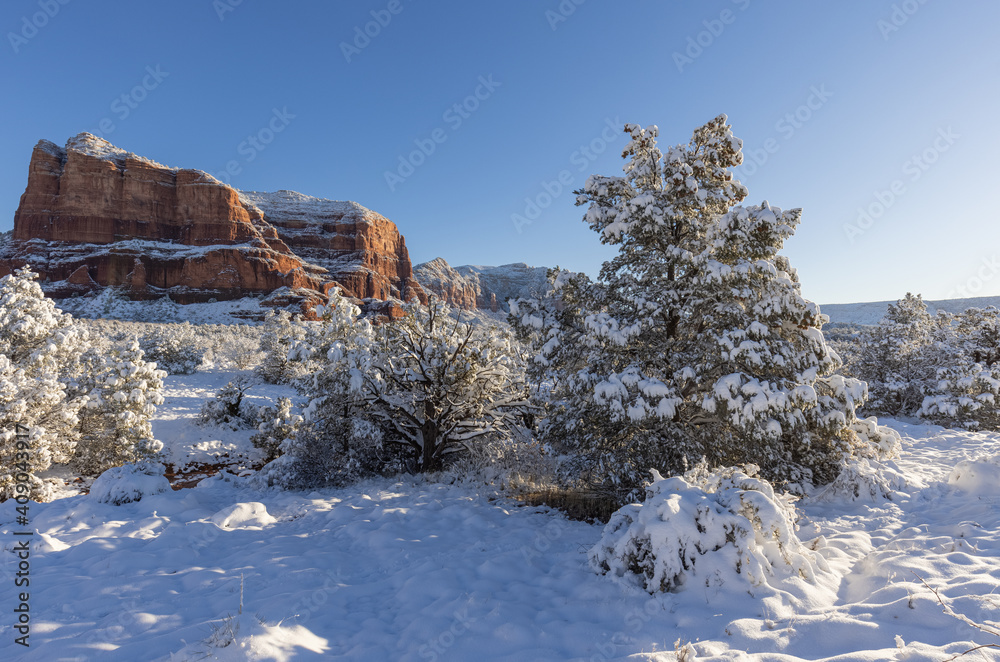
xmin=257 ymin=289 xmax=388 ymax=487
xmin=138 ymin=322 xmax=206 ymax=375
xmin=74 ymin=341 xmax=166 ymax=475
xmin=511 ymin=116 xmax=895 ymax=500
xmin=365 ymin=299 xmax=531 ymax=472
xmin=270 ymin=293 xmax=533 ymax=483
xmin=920 ymin=306 xmax=1000 ymax=430
xmin=0 ymin=268 xmax=89 ymax=500
xmin=199 ymin=374 xmax=259 ymax=430
xmin=849 ymin=293 xmax=944 ymax=416
xmin=255 ymin=309 xmax=308 ymax=384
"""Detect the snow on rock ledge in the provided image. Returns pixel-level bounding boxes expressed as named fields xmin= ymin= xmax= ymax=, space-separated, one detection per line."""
xmin=590 ymin=465 xmax=830 ymax=595
xmin=89 ymin=461 xmax=171 ymax=505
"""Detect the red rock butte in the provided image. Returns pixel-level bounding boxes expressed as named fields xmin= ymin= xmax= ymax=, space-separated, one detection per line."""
xmin=0 ymin=133 xmax=426 ymax=316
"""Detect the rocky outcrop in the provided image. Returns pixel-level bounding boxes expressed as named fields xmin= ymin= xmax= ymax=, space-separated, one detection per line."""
xmin=414 ymin=258 xmax=551 ymax=313
xmin=1 ymin=134 xmax=425 ymax=315
xmin=412 ymin=258 xmax=480 ymax=309
xmin=240 ymin=190 xmax=426 ymax=305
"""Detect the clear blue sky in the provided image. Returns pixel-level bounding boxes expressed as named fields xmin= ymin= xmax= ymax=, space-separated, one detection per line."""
xmin=1 ymin=0 xmax=997 ymax=305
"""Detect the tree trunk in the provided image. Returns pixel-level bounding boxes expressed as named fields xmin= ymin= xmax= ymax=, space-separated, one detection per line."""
xmin=419 ymin=400 xmax=440 ymax=471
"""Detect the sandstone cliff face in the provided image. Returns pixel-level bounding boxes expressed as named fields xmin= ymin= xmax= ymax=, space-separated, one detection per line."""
xmin=414 ymin=258 xmax=550 ymax=313
xmin=412 ymin=258 xmax=480 ymax=309
xmin=1 ymin=134 xmax=424 ymax=315
xmin=240 ymin=190 xmax=426 ymax=305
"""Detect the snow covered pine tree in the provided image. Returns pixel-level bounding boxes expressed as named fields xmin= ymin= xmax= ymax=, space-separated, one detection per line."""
xmin=75 ymin=341 xmax=166 ymax=475
xmin=920 ymin=306 xmax=1000 ymax=430
xmin=850 ymin=293 xmax=943 ymax=416
xmin=258 ymin=289 xmax=383 ymax=487
xmin=261 ymin=292 xmax=530 ymax=484
xmin=511 ymin=116 xmax=897 ymax=501
xmin=0 ymin=268 xmax=89 ymax=500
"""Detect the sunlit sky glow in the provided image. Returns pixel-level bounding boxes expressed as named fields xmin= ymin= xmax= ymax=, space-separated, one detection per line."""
xmin=2 ymin=0 xmax=997 ymax=305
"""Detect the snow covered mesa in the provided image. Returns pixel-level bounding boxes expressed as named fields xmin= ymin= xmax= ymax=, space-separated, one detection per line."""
xmin=0 ymin=134 xmax=426 ymax=317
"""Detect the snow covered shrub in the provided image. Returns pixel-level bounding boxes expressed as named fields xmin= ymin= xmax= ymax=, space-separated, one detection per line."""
xmin=358 ymin=298 xmax=531 ymax=472
xmin=89 ymin=461 xmax=170 ymax=505
xmin=215 ymin=329 xmax=264 ymax=370
xmin=441 ymin=429 xmax=554 ymax=491
xmin=947 ymin=454 xmax=1000 ymax=495
xmin=511 ymin=117 xmax=894 ymax=501
xmin=849 ymin=294 xmax=945 ymax=417
xmin=139 ymin=322 xmax=206 ymax=374
xmin=74 ymin=341 xmax=166 ymax=475
xmin=255 ymin=310 xmax=308 ymax=384
xmin=920 ymin=362 xmax=1000 ymax=430
xmin=258 ymin=291 xmax=397 ymax=487
xmin=590 ymin=465 xmax=828 ymax=593
xmin=255 ymin=419 xmax=397 ymax=489
xmin=0 ymin=267 xmax=89 ymax=500
xmin=200 ymin=375 xmax=259 ymax=429
xmin=266 ymin=291 xmax=534 ymax=486
xmin=809 ymin=416 xmax=907 ymax=502
xmin=812 ymin=456 xmax=908 ymax=503
xmin=250 ymin=397 xmax=302 ymax=463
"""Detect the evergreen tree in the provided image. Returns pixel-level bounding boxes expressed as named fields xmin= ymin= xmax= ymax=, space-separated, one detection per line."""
xmin=512 ymin=116 xmax=894 ymax=499
xmin=75 ymin=341 xmax=166 ymax=474
xmin=851 ymin=293 xmax=942 ymax=416
xmin=258 ymin=290 xmax=398 ymax=487
xmin=360 ymin=299 xmax=531 ymax=472
xmin=0 ymin=268 xmax=88 ymax=500
xmin=255 ymin=309 xmax=308 ymax=384
xmin=919 ymin=306 xmax=1000 ymax=430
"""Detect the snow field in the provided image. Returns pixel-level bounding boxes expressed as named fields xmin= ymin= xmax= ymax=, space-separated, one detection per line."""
xmin=1 ymin=375 xmax=1000 ymax=660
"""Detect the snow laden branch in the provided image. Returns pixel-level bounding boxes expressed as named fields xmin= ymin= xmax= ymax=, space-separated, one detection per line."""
xmin=358 ymin=298 xmax=532 ymax=472
xmin=258 ymin=291 xmax=535 ymax=487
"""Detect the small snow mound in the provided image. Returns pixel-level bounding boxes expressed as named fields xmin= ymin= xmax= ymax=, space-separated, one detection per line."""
xmin=89 ymin=462 xmax=170 ymax=505
xmin=590 ymin=465 xmax=828 ymax=594
xmin=947 ymin=455 xmax=1000 ymax=495
xmin=812 ymin=457 xmax=909 ymax=503
xmin=35 ymin=532 xmax=70 ymax=553
xmin=169 ymin=613 xmax=329 ymax=661
xmin=210 ymin=502 xmax=277 ymax=529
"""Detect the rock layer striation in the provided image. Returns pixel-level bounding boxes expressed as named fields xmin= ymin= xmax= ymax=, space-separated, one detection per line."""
xmin=0 ymin=134 xmax=426 ymax=315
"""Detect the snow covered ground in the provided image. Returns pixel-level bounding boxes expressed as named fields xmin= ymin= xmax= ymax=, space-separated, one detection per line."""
xmin=3 ymin=373 xmax=1000 ymax=661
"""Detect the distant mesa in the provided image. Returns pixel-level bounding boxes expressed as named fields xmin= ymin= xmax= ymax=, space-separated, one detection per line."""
xmin=413 ymin=257 xmax=550 ymax=314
